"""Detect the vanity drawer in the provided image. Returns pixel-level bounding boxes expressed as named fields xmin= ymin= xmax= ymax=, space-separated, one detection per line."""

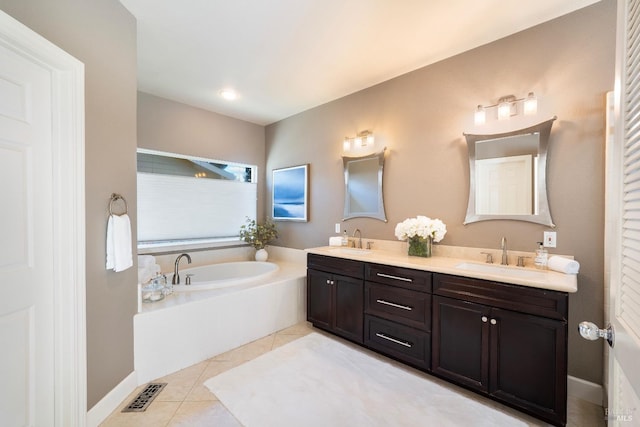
xmin=365 ymin=263 xmax=431 ymax=293
xmin=307 ymin=253 xmax=364 ymax=279
xmin=365 ymin=282 xmax=431 ymax=331
xmin=364 ymin=315 xmax=430 ymax=370
xmin=433 ymin=273 xmax=568 ymax=321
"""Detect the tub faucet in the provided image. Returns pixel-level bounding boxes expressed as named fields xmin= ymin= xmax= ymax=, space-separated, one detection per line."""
xmin=501 ymin=237 xmax=508 ymax=266
xmin=352 ymin=228 xmax=362 ymax=249
xmin=172 ymin=253 xmax=192 ymax=284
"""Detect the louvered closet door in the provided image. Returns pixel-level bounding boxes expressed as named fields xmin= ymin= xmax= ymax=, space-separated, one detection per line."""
xmin=606 ymin=0 xmax=640 ymax=423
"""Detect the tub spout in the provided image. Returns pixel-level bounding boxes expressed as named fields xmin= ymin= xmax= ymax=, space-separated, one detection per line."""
xmin=172 ymin=253 xmax=192 ymax=284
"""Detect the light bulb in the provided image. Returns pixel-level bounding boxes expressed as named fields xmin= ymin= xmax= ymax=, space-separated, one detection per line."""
xmin=497 ymin=102 xmax=511 ymax=120
xmin=343 ymin=138 xmax=351 ymax=152
xmin=219 ymin=88 xmax=238 ymax=101
xmin=524 ymin=92 xmax=537 ymax=115
xmin=474 ymin=105 xmax=486 ymax=125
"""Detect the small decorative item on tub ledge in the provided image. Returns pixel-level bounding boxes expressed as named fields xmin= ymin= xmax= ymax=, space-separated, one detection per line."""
xmin=394 ymin=216 xmax=447 ymax=258
xmin=239 ymin=217 xmax=278 ymax=261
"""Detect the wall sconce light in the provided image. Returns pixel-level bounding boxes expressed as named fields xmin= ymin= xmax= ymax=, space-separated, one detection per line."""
xmin=474 ymin=92 xmax=538 ymax=125
xmin=343 ymin=130 xmax=374 ymax=153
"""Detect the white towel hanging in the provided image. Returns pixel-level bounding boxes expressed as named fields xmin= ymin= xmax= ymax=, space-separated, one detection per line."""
xmin=106 ymin=213 xmax=133 ymax=272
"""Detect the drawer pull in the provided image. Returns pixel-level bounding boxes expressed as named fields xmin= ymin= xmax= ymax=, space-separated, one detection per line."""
xmin=376 ymin=299 xmax=412 ymax=311
xmin=376 ymin=272 xmax=413 ymax=282
xmin=375 ymin=333 xmax=413 ymax=348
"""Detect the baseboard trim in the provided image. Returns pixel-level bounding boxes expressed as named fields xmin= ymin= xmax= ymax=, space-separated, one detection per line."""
xmin=86 ymin=371 xmax=137 ymax=427
xmin=568 ymin=375 xmax=603 ymax=406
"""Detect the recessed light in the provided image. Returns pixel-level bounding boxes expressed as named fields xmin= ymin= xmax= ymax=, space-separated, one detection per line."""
xmin=219 ymin=88 xmax=238 ymax=101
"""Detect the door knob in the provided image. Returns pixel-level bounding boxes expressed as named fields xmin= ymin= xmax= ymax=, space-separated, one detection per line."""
xmin=578 ymin=321 xmax=614 ymax=347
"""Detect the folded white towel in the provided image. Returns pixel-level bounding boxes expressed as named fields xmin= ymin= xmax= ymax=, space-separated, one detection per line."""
xmin=138 ymin=255 xmax=156 ymax=268
xmin=329 ymin=236 xmax=343 ymax=246
xmin=106 ymin=214 xmax=133 ymax=272
xmin=548 ymin=256 xmax=580 ymax=274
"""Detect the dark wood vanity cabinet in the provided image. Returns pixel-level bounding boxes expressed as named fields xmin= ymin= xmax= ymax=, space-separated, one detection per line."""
xmin=307 ymin=254 xmax=364 ymax=343
xmin=431 ymin=273 xmax=568 ymax=427
xmin=363 ymin=263 xmax=432 ymax=370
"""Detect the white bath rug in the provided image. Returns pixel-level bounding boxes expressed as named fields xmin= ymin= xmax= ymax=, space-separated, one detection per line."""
xmin=205 ymin=332 xmax=527 ymax=427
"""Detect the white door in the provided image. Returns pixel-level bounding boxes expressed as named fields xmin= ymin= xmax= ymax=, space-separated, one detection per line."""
xmin=598 ymin=1 xmax=640 ymax=424
xmin=0 ymin=31 xmax=56 ymax=426
xmin=0 ymin=11 xmax=86 ymax=426
xmin=475 ymin=154 xmax=533 ymax=215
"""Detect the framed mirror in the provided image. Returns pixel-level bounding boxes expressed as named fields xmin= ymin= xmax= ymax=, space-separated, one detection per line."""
xmin=343 ymin=148 xmax=387 ymax=222
xmin=464 ymin=117 xmax=556 ymax=227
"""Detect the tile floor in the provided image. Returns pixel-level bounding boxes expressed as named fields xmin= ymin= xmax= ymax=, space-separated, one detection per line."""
xmin=101 ymin=322 xmax=605 ymax=427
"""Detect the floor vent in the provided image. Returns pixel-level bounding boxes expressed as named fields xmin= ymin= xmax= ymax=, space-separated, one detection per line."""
xmin=121 ymin=382 xmax=167 ymax=412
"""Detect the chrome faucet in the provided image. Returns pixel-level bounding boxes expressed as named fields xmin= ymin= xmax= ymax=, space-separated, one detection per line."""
xmin=172 ymin=253 xmax=192 ymax=284
xmin=501 ymin=237 xmax=508 ymax=265
xmin=352 ymin=228 xmax=362 ymax=249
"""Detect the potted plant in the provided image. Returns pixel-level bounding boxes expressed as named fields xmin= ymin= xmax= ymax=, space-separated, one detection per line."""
xmin=239 ymin=217 xmax=278 ymax=261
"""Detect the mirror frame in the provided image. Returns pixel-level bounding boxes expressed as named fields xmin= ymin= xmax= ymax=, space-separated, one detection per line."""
xmin=463 ymin=117 xmax=557 ymax=227
xmin=342 ymin=148 xmax=387 ymax=222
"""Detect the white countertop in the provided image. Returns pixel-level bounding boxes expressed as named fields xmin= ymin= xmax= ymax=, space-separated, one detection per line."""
xmin=305 ymin=246 xmax=577 ymax=293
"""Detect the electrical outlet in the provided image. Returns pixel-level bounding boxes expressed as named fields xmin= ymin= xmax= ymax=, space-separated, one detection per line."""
xmin=335 ymin=223 xmax=341 ymax=234
xmin=544 ymin=231 xmax=557 ymax=248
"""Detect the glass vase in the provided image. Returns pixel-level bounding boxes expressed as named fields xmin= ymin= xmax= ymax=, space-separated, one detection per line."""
xmin=408 ymin=236 xmax=432 ymax=258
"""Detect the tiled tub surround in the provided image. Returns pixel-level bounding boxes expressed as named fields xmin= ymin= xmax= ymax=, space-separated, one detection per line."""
xmin=134 ymin=247 xmax=307 ymax=384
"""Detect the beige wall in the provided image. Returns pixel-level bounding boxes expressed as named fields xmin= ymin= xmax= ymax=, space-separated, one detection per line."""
xmin=0 ymin=0 xmax=138 ymax=409
xmin=266 ymin=1 xmax=615 ymax=384
xmin=137 ymin=92 xmax=266 ymax=219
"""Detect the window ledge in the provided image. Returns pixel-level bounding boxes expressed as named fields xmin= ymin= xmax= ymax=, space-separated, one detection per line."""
xmin=137 ymin=238 xmax=246 ymax=255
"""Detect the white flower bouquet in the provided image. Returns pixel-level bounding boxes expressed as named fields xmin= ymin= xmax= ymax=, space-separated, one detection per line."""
xmin=394 ymin=215 xmax=447 ymax=242
xmin=394 ymin=215 xmax=447 ymax=257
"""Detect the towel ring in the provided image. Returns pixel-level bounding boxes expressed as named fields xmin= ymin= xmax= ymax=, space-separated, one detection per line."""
xmin=109 ymin=193 xmax=128 ymax=216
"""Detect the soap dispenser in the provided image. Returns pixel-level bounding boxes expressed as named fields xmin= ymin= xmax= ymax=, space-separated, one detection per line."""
xmin=534 ymin=242 xmax=548 ymax=270
xmin=341 ymin=230 xmax=348 ymax=246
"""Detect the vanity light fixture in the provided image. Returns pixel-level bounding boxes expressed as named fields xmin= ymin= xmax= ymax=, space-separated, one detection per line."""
xmin=343 ymin=130 xmax=374 ymax=153
xmin=474 ymin=92 xmax=538 ymax=125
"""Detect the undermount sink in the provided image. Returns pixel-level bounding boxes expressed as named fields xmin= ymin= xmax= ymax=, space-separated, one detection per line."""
xmin=455 ymin=262 xmax=549 ymax=280
xmin=328 ymin=247 xmax=372 ymax=256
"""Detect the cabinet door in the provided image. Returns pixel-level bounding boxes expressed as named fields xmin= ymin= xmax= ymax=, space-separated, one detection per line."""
xmin=307 ymin=269 xmax=332 ymax=330
xmin=334 ymin=274 xmax=364 ymax=343
xmin=432 ymin=295 xmax=490 ymax=392
xmin=489 ymin=308 xmax=567 ymax=426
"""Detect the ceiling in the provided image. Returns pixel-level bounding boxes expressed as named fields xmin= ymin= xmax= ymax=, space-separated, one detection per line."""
xmin=120 ymin=0 xmax=600 ymax=126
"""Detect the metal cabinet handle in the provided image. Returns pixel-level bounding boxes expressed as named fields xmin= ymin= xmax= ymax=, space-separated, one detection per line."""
xmin=376 ymin=299 xmax=412 ymax=311
xmin=376 ymin=272 xmax=413 ymax=282
xmin=481 ymin=316 xmax=488 ymax=322
xmin=375 ymin=333 xmax=412 ymax=348
xmin=490 ymin=319 xmax=497 ymax=325
xmin=326 ymin=279 xmax=334 ymax=285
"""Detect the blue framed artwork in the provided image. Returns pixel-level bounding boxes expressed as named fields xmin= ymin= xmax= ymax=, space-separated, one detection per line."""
xmin=272 ymin=164 xmax=309 ymax=221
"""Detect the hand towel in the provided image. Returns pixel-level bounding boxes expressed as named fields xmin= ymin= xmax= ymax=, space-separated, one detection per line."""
xmin=329 ymin=236 xmax=343 ymax=246
xmin=106 ymin=214 xmax=133 ymax=272
xmin=547 ymin=256 xmax=580 ymax=274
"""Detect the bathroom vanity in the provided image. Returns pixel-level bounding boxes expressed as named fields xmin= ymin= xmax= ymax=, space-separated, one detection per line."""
xmin=306 ymin=248 xmax=575 ymax=427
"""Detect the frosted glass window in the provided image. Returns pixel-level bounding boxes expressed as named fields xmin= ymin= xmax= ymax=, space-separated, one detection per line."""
xmin=136 ymin=149 xmax=257 ymax=247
